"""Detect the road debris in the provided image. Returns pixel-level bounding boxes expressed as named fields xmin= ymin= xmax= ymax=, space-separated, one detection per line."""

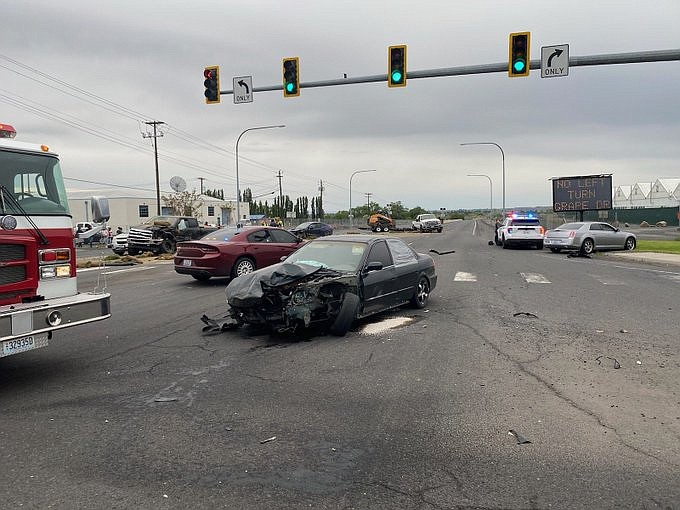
xmin=595 ymin=356 xmax=621 ymax=369
xmin=260 ymin=436 xmax=277 ymax=444
xmin=513 ymin=312 xmax=538 ymax=319
xmin=429 ymin=249 xmax=456 ymax=255
xmin=508 ymin=429 xmax=532 ymax=445
xmin=154 ymin=396 xmax=178 ymax=402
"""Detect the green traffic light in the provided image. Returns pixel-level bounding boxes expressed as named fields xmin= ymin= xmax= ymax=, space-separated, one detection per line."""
xmin=391 ymin=70 xmax=403 ymax=83
xmin=513 ymin=59 xmax=526 ymax=73
xmin=286 ymin=82 xmax=295 ymax=93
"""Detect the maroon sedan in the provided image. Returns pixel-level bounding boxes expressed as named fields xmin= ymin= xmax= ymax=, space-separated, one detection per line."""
xmin=174 ymin=226 xmax=304 ymax=281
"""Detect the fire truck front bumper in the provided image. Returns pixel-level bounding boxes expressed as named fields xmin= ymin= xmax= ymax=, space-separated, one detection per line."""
xmin=0 ymin=292 xmax=111 ymax=345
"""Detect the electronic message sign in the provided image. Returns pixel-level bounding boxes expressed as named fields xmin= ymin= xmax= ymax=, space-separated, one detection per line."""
xmin=551 ymin=175 xmax=612 ymax=212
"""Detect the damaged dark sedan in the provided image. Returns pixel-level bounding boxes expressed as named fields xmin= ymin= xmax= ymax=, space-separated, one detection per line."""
xmin=220 ymin=235 xmax=437 ymax=336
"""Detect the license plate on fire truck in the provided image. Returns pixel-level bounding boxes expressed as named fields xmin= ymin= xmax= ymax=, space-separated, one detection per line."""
xmin=2 ymin=334 xmax=49 ymax=357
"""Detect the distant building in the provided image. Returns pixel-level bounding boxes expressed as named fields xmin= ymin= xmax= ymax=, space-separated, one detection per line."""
xmin=613 ymin=178 xmax=680 ymax=209
xmin=67 ymin=188 xmax=250 ymax=229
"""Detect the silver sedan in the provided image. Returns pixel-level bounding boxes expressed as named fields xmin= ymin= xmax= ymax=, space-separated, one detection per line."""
xmin=544 ymin=222 xmax=637 ymax=255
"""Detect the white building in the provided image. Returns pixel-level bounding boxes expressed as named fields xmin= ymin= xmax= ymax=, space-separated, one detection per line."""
xmin=67 ymin=188 xmax=250 ymax=230
xmin=613 ymin=179 xmax=680 ymax=209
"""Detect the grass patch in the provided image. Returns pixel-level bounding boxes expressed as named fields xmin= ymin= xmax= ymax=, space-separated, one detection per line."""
xmin=636 ymin=240 xmax=680 ymax=254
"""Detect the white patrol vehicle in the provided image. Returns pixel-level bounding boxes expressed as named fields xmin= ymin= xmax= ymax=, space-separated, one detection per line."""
xmin=495 ymin=212 xmax=545 ymax=249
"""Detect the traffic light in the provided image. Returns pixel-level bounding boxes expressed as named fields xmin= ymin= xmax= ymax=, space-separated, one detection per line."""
xmin=388 ymin=45 xmax=407 ymax=87
xmin=204 ymin=66 xmax=220 ymax=104
xmin=282 ymin=57 xmax=300 ymax=97
xmin=508 ymin=32 xmax=531 ymax=77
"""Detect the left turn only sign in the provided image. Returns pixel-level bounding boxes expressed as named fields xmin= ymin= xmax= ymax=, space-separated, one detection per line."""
xmin=233 ymin=76 xmax=253 ymax=104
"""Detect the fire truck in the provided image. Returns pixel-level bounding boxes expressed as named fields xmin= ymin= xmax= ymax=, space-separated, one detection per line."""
xmin=0 ymin=123 xmax=111 ymax=359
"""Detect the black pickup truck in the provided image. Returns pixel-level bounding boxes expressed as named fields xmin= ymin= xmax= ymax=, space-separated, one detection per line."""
xmin=127 ymin=216 xmax=218 ymax=255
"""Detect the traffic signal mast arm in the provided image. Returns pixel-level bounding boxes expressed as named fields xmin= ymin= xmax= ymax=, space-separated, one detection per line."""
xmin=215 ymin=49 xmax=680 ymax=96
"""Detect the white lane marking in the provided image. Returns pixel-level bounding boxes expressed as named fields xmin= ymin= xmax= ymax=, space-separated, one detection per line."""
xmin=454 ymin=272 xmax=477 ymax=282
xmin=520 ymin=272 xmax=551 ymax=284
xmin=591 ymin=275 xmax=626 ymax=285
xmin=472 ymin=221 xmax=478 ymax=237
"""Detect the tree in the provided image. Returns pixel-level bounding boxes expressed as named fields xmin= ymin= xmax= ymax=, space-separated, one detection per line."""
xmin=162 ymin=190 xmax=203 ymax=216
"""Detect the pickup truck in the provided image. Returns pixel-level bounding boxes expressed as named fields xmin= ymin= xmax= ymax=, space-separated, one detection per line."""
xmin=127 ymin=216 xmax=218 ymax=255
xmin=411 ymin=214 xmax=443 ymax=232
xmin=496 ymin=214 xmax=544 ymax=249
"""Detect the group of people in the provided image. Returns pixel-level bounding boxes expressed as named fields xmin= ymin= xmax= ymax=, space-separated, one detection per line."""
xmin=263 ymin=217 xmax=284 ymax=227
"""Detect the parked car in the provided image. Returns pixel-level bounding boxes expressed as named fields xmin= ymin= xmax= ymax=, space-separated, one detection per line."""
xmin=544 ymin=222 xmax=637 ymax=255
xmin=174 ymin=226 xmax=304 ymax=281
xmin=221 ymin=234 xmax=437 ymax=336
xmin=111 ymin=233 xmax=128 ymax=255
xmin=289 ymin=221 xmax=333 ymax=238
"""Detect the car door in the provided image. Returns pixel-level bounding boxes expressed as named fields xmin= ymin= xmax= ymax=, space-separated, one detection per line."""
xmin=360 ymin=240 xmax=398 ymax=315
xmin=597 ymin=223 xmax=620 ymax=248
xmin=386 ymin=238 xmax=420 ymax=304
xmin=245 ymin=229 xmax=281 ymax=267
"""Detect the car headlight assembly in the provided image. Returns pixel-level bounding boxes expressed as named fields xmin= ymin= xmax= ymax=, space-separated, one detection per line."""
xmin=291 ymin=289 xmax=315 ymax=305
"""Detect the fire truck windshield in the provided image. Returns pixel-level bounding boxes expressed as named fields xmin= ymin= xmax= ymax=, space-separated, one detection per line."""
xmin=0 ymin=149 xmax=70 ymax=215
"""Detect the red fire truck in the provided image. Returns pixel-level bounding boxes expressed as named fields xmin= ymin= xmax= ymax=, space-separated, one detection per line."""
xmin=0 ymin=123 xmax=111 ymax=358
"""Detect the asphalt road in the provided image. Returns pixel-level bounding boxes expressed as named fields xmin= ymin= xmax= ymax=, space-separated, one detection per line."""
xmin=2 ymin=221 xmax=679 ymax=509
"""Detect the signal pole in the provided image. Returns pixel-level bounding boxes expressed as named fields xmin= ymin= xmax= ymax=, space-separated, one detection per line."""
xmin=318 ymin=180 xmax=325 ymax=220
xmin=198 ymin=177 xmax=205 ymax=195
xmin=276 ymin=170 xmax=283 ymax=217
xmin=142 ymin=120 xmax=165 ymax=215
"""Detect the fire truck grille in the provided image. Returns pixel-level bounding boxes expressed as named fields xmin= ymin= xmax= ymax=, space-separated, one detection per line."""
xmin=0 ymin=265 xmax=27 ymax=285
xmin=0 ymin=244 xmax=26 ymax=261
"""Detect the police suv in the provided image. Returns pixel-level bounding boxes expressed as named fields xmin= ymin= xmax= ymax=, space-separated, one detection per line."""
xmin=495 ymin=212 xmax=545 ymax=249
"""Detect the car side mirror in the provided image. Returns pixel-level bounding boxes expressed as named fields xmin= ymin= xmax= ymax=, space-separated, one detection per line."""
xmin=363 ymin=261 xmax=383 ymax=273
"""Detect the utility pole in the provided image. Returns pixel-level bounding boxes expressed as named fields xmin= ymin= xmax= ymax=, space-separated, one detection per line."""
xmin=198 ymin=177 xmax=205 ymax=195
xmin=365 ymin=192 xmax=372 ymax=210
xmin=142 ymin=120 xmax=165 ymax=215
xmin=318 ymin=180 xmax=325 ymax=220
xmin=276 ymin=170 xmax=283 ymax=218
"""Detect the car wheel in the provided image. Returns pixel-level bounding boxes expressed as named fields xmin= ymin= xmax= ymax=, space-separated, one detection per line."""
xmin=231 ymin=257 xmax=255 ymax=278
xmin=328 ymin=293 xmax=360 ymax=337
xmin=549 ymin=247 xmax=562 ymax=253
xmin=410 ymin=276 xmax=430 ymax=309
xmin=383 ymin=225 xmax=390 ymax=232
xmin=624 ymin=237 xmax=636 ymax=251
xmin=191 ymin=274 xmax=211 ymax=282
xmin=437 ymin=228 xmax=443 ymax=233
xmin=536 ymin=241 xmax=544 ymax=250
xmin=580 ymin=238 xmax=595 ymax=255
xmin=375 ymin=226 xmax=382 ymax=232
xmin=161 ymin=237 xmax=176 ymax=253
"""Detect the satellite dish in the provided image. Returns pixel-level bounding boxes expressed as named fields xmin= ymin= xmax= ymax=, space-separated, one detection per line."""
xmin=169 ymin=176 xmax=187 ymax=192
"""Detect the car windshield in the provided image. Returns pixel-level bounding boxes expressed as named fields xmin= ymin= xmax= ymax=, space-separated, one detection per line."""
xmin=142 ymin=216 xmax=177 ymax=226
xmin=293 ymin=222 xmax=313 ymax=229
xmin=201 ymin=227 xmax=240 ymax=241
xmin=285 ymin=240 xmax=366 ymax=272
xmin=420 ymin=214 xmax=436 ymax=220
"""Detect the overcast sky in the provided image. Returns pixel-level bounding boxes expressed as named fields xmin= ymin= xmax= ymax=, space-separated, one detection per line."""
xmin=3 ymin=1 xmax=679 ymax=213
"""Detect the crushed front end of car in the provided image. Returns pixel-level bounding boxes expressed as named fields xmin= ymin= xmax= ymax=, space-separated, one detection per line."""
xmin=225 ymin=263 xmax=358 ymax=334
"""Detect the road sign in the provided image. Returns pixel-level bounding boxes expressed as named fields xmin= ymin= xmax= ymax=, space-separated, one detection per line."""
xmin=541 ymin=44 xmax=569 ymax=78
xmin=233 ymin=76 xmax=253 ymax=103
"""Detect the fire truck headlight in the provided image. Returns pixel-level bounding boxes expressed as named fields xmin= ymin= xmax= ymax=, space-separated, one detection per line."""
xmin=40 ymin=265 xmax=71 ymax=279
xmin=46 ymin=310 xmax=63 ymax=326
xmin=0 ymin=215 xmax=18 ymax=230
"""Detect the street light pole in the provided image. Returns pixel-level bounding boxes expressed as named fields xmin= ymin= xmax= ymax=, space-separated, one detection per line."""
xmin=349 ymin=169 xmax=376 ymax=226
xmin=235 ymin=124 xmax=285 ymax=226
xmin=467 ymin=174 xmax=493 ymax=212
xmin=461 ymin=142 xmax=505 ymax=214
